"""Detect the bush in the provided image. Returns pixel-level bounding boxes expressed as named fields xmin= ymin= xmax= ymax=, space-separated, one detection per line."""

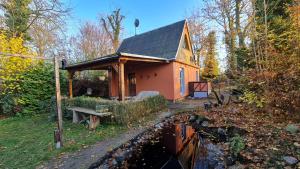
xmin=230 ymin=134 xmax=245 ymax=157
xmin=60 ymin=95 xmax=168 ymax=125
xmin=240 ymin=90 xmax=265 ymax=108
xmin=65 ymin=96 xmax=110 ymax=109
xmin=0 ymin=62 xmax=68 ymax=116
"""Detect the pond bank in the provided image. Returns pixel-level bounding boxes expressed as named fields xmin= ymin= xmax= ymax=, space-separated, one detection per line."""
xmin=39 ymin=111 xmax=172 ymax=169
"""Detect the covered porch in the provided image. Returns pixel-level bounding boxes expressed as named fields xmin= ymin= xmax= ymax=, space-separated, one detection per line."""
xmin=65 ymin=53 xmax=169 ymax=101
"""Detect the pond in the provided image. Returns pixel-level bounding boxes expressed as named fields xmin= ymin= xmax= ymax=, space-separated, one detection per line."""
xmin=90 ymin=113 xmax=246 ymax=169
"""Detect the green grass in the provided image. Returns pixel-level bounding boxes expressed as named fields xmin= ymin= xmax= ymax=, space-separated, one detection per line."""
xmin=0 ymin=114 xmax=126 ymax=169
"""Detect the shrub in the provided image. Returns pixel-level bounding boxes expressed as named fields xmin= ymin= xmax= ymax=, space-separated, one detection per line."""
xmin=66 ymin=96 xmax=110 ymax=109
xmin=0 ymin=62 xmax=68 ymax=116
xmin=60 ymin=95 xmax=167 ymax=125
xmin=230 ymin=134 xmax=245 ymax=156
xmin=240 ymin=90 xmax=265 ymax=108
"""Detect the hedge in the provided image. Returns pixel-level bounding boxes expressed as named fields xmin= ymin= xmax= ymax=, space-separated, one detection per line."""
xmin=0 ymin=62 xmax=67 ymax=116
xmin=57 ymin=95 xmax=168 ymax=125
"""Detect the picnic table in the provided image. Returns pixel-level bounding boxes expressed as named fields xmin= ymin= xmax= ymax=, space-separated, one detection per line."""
xmin=67 ymin=106 xmax=112 ymax=129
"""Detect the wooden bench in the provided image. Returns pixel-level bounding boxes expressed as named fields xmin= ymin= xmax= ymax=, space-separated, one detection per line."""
xmin=67 ymin=107 xmax=112 ymax=129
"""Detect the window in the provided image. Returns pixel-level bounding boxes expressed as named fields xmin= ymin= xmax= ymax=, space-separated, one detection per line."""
xmin=180 ymin=68 xmax=185 ymax=95
xmin=182 ymin=35 xmax=190 ymax=51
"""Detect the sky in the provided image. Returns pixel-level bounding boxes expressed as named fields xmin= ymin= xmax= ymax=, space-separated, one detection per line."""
xmin=64 ymin=0 xmax=203 ymax=38
xmin=62 ymin=0 xmax=226 ymax=71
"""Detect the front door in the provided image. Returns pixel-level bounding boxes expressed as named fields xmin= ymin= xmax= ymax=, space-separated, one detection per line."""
xmin=128 ymin=73 xmax=136 ymax=96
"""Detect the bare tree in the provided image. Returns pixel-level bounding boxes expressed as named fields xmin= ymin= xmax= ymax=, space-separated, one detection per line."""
xmin=69 ymin=22 xmax=113 ymax=62
xmin=100 ymin=8 xmax=125 ymax=52
xmin=28 ymin=0 xmax=70 ymax=33
xmin=187 ymin=8 xmax=208 ymax=66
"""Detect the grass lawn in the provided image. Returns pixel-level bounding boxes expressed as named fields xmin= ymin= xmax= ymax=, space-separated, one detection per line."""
xmin=0 ymin=114 xmax=126 ymax=169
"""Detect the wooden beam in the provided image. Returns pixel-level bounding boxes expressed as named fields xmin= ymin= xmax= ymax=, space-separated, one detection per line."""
xmin=68 ymin=71 xmax=74 ymax=98
xmin=66 ymin=61 xmax=118 ymax=72
xmin=118 ymin=61 xmax=125 ymax=101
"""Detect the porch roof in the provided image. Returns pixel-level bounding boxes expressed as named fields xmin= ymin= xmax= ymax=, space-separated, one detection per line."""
xmin=65 ymin=52 xmax=169 ymax=71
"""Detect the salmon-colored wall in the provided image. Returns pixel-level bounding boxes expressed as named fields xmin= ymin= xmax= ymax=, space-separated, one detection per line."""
xmin=110 ymin=62 xmax=175 ymax=100
xmin=173 ymin=61 xmax=199 ymax=100
xmin=109 ymin=61 xmax=199 ymax=101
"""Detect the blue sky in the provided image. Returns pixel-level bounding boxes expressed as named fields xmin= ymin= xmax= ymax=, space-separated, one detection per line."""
xmin=64 ymin=0 xmax=203 ymax=37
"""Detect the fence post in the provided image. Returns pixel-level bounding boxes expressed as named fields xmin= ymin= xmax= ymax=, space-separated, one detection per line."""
xmin=54 ymin=56 xmax=63 ymax=148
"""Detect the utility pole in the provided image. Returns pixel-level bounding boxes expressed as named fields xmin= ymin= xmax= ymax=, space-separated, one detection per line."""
xmin=54 ymin=56 xmax=63 ymax=148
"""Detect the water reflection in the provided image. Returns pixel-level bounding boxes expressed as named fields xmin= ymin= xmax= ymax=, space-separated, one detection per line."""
xmin=122 ymin=121 xmax=224 ymax=169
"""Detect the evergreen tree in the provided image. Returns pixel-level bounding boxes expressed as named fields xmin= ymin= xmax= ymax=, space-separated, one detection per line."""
xmin=203 ymin=31 xmax=219 ymax=79
xmin=1 ymin=0 xmax=32 ymax=39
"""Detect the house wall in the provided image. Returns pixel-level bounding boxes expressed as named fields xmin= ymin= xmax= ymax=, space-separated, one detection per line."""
xmin=172 ymin=61 xmax=199 ymax=100
xmin=110 ymin=62 xmax=175 ymax=100
xmin=110 ymin=61 xmax=199 ymax=101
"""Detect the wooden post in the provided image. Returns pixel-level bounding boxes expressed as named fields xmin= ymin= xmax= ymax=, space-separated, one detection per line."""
xmin=108 ymin=68 xmax=112 ymax=98
xmin=54 ymin=56 xmax=63 ymax=148
xmin=68 ymin=71 xmax=74 ymax=98
xmin=118 ymin=61 xmax=125 ymax=101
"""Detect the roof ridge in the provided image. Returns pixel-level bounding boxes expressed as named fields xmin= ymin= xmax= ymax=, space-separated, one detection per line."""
xmin=122 ymin=19 xmax=186 ymax=42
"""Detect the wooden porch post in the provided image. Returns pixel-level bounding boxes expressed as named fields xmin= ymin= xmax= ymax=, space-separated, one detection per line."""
xmin=68 ymin=71 xmax=74 ymax=98
xmin=118 ymin=61 xmax=125 ymax=101
xmin=108 ymin=68 xmax=112 ymax=98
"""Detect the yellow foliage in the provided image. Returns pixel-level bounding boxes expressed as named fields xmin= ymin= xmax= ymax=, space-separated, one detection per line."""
xmin=0 ymin=32 xmax=36 ymax=95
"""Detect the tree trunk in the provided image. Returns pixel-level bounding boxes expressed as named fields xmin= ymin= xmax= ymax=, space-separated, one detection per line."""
xmin=235 ymin=0 xmax=245 ymax=48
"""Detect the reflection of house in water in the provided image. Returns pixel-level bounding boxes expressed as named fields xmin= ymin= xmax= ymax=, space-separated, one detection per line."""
xmin=161 ymin=122 xmax=197 ymax=169
xmin=162 ymin=122 xmax=195 ymax=155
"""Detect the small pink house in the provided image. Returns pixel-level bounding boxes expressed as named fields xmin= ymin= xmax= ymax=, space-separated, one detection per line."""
xmin=65 ymin=20 xmax=200 ymax=101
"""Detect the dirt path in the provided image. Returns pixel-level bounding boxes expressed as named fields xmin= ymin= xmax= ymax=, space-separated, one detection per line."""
xmin=38 ymin=111 xmax=172 ymax=169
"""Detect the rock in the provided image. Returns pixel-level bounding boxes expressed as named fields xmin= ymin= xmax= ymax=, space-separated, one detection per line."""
xmin=189 ymin=115 xmax=196 ymax=122
xmin=133 ymin=91 xmax=159 ymax=101
xmin=225 ymin=155 xmax=236 ymax=166
xmin=293 ymin=142 xmax=300 ymax=148
xmin=112 ymin=159 xmax=117 ymax=165
xmin=217 ymin=128 xmax=227 ymax=136
xmin=201 ymin=121 xmax=209 ymax=127
xmin=285 ymin=124 xmax=299 ymax=134
xmin=283 ymin=156 xmax=298 ymax=165
xmin=228 ymin=162 xmax=245 ymax=169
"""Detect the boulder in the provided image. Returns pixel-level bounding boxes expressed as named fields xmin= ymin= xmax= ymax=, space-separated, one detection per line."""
xmin=283 ymin=156 xmax=298 ymax=165
xmin=285 ymin=124 xmax=299 ymax=134
xmin=201 ymin=121 xmax=209 ymax=127
xmin=133 ymin=91 xmax=159 ymax=101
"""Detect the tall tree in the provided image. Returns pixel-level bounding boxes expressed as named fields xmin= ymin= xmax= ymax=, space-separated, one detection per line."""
xmin=1 ymin=0 xmax=32 ymax=39
xmin=202 ymin=0 xmax=237 ymax=75
xmin=100 ymin=8 xmax=125 ymax=52
xmin=28 ymin=0 xmax=70 ymax=58
xmin=202 ymin=0 xmax=253 ymax=74
xmin=0 ymin=0 xmax=70 ymax=55
xmin=69 ymin=22 xmax=112 ymax=62
xmin=187 ymin=8 xmax=208 ymax=66
xmin=203 ymin=31 xmax=219 ymax=78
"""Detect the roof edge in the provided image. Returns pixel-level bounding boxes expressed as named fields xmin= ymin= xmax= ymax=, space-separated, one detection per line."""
xmin=174 ymin=19 xmax=187 ymax=60
xmin=120 ymin=52 xmax=169 ymax=61
xmin=65 ymin=54 xmax=119 ymax=69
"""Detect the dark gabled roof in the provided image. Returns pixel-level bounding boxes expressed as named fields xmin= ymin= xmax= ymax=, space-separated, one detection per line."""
xmin=117 ymin=20 xmax=186 ymax=60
